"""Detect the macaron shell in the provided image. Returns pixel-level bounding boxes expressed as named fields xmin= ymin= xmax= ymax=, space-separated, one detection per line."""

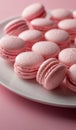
xmin=45 ymin=29 xmax=70 ymax=44
xmin=4 ymin=19 xmax=28 ymax=31
xmin=44 ymin=64 xmax=66 ymax=90
xmin=68 ymin=64 xmax=76 ymax=84
xmin=0 ymin=36 xmax=25 ymax=50
xmin=36 ymin=58 xmax=58 ymax=84
xmin=58 ymin=19 xmax=76 ymax=31
xmin=19 ymin=30 xmax=43 ymax=42
xmin=6 ymin=24 xmax=28 ymax=36
xmin=30 ymin=18 xmax=55 ymax=31
xmin=4 ymin=19 xmax=28 ymax=36
xmin=14 ymin=66 xmax=37 ymax=79
xmin=15 ymin=52 xmax=44 ymax=67
xmin=22 ymin=3 xmax=46 ymax=21
xmin=14 ymin=68 xmax=36 ymax=79
xmin=58 ymin=48 xmax=76 ymax=67
xmin=32 ymin=41 xmax=60 ymax=59
xmin=66 ymin=77 xmax=76 ymax=92
xmin=51 ymin=9 xmax=72 ymax=20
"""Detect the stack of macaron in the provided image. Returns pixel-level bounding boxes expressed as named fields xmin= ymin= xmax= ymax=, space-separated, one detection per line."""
xmin=0 ymin=36 xmax=26 ymax=63
xmin=1 ymin=3 xmax=76 ymax=92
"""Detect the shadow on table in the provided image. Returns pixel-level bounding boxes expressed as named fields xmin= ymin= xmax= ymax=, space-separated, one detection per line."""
xmin=0 ymin=84 xmax=76 ymax=121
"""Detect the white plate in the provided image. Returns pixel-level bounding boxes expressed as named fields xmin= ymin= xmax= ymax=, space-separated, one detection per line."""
xmin=0 ymin=16 xmax=76 ymax=108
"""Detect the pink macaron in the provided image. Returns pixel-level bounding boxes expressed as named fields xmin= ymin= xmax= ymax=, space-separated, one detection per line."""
xmin=0 ymin=36 xmax=25 ymax=63
xmin=36 ymin=58 xmax=66 ymax=90
xmin=66 ymin=64 xmax=76 ymax=92
xmin=14 ymin=51 xmax=44 ymax=79
xmin=19 ymin=29 xmax=44 ymax=51
xmin=58 ymin=48 xmax=76 ymax=67
xmin=72 ymin=10 xmax=76 ymax=19
xmin=45 ymin=29 xmax=71 ymax=49
xmin=51 ymin=8 xmax=72 ymax=23
xmin=22 ymin=3 xmax=46 ymax=26
xmin=4 ymin=18 xmax=28 ymax=36
xmin=74 ymin=38 xmax=76 ymax=47
xmin=58 ymin=19 xmax=76 ymax=41
xmin=30 ymin=18 xmax=56 ymax=34
xmin=32 ymin=41 xmax=60 ymax=59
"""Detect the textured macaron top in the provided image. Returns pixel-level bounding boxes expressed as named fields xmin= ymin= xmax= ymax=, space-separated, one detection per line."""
xmin=68 ymin=64 xmax=76 ymax=84
xmin=51 ymin=8 xmax=72 ymax=20
xmin=0 ymin=36 xmax=25 ymax=50
xmin=45 ymin=29 xmax=70 ymax=43
xmin=31 ymin=18 xmax=54 ymax=29
xmin=22 ymin=3 xmax=45 ymax=20
xmin=19 ymin=30 xmax=43 ymax=42
xmin=59 ymin=48 xmax=76 ymax=66
xmin=15 ymin=51 xmax=44 ymax=67
xmin=32 ymin=41 xmax=60 ymax=58
xmin=58 ymin=19 xmax=76 ymax=30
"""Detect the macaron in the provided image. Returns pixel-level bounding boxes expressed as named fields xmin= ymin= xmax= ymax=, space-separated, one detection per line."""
xmin=74 ymin=38 xmax=76 ymax=47
xmin=58 ymin=19 xmax=76 ymax=41
xmin=45 ymin=29 xmax=71 ymax=49
xmin=51 ymin=8 xmax=72 ymax=23
xmin=19 ymin=29 xmax=44 ymax=51
xmin=30 ymin=18 xmax=56 ymax=34
xmin=14 ymin=51 xmax=44 ymax=79
xmin=4 ymin=18 xmax=28 ymax=36
xmin=22 ymin=3 xmax=46 ymax=26
xmin=66 ymin=64 xmax=76 ymax=92
xmin=0 ymin=36 xmax=25 ymax=63
xmin=32 ymin=41 xmax=60 ymax=59
xmin=72 ymin=10 xmax=76 ymax=19
xmin=36 ymin=58 xmax=66 ymax=90
xmin=58 ymin=48 xmax=76 ymax=67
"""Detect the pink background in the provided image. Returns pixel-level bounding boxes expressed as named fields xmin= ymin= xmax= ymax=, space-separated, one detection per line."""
xmin=0 ymin=0 xmax=76 ymax=130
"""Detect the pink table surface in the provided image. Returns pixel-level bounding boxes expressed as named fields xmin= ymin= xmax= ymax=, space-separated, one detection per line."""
xmin=0 ymin=0 xmax=76 ymax=130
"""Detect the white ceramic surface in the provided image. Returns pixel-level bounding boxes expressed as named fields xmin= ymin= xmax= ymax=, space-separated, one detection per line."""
xmin=0 ymin=17 xmax=76 ymax=108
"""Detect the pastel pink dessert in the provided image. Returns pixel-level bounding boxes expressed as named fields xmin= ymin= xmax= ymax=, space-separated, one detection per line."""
xmin=14 ymin=51 xmax=44 ymax=79
xmin=19 ymin=29 xmax=44 ymax=51
xmin=0 ymin=36 xmax=25 ymax=63
xmin=4 ymin=18 xmax=28 ymax=36
xmin=66 ymin=64 xmax=76 ymax=92
xmin=73 ymin=10 xmax=76 ymax=19
xmin=30 ymin=18 xmax=56 ymax=33
xmin=36 ymin=58 xmax=66 ymax=90
xmin=22 ymin=3 xmax=46 ymax=27
xmin=58 ymin=48 xmax=76 ymax=67
xmin=51 ymin=8 xmax=72 ymax=23
xmin=45 ymin=29 xmax=71 ymax=49
xmin=32 ymin=41 xmax=60 ymax=59
xmin=74 ymin=38 xmax=76 ymax=47
xmin=58 ymin=19 xmax=76 ymax=41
